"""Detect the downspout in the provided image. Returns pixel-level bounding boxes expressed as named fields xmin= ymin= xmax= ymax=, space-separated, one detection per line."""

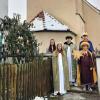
xmin=75 ymin=13 xmax=85 ymax=23
xmin=75 ymin=0 xmax=86 ymax=47
xmin=75 ymin=0 xmax=85 ymax=24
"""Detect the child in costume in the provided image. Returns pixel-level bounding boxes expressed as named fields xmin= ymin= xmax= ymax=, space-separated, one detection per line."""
xmin=77 ymin=41 xmax=97 ymax=91
xmin=64 ymin=36 xmax=77 ymax=85
xmin=52 ymin=43 xmax=70 ymax=95
xmin=47 ymin=39 xmax=56 ymax=53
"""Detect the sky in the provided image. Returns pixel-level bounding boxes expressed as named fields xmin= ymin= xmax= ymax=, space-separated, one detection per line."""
xmin=8 ymin=0 xmax=27 ymax=22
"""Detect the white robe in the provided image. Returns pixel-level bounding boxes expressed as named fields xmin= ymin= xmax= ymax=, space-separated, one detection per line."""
xmin=57 ymin=53 xmax=66 ymax=94
xmin=67 ymin=46 xmax=74 ymax=82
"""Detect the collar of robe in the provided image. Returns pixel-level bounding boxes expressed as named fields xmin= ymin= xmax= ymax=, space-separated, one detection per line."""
xmin=64 ymin=42 xmax=73 ymax=45
xmin=82 ymin=51 xmax=88 ymax=56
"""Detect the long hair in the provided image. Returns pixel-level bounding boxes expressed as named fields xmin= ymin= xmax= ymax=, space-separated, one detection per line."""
xmin=53 ymin=43 xmax=65 ymax=57
xmin=55 ymin=43 xmax=64 ymax=56
xmin=57 ymin=43 xmax=63 ymax=53
xmin=48 ymin=39 xmax=56 ymax=53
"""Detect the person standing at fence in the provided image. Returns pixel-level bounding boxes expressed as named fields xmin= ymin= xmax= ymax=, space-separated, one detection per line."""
xmin=46 ymin=39 xmax=56 ymax=93
xmin=47 ymin=39 xmax=56 ymax=53
xmin=64 ymin=36 xmax=77 ymax=85
xmin=52 ymin=43 xmax=70 ymax=95
xmin=77 ymin=41 xmax=97 ymax=91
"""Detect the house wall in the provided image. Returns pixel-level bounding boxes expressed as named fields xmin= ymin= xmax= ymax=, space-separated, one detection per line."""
xmin=34 ymin=32 xmax=76 ymax=53
xmin=83 ymin=1 xmax=100 ymax=50
xmin=27 ymin=0 xmax=84 ymax=35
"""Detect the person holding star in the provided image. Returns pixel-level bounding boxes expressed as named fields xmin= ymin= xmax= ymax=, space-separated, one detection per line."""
xmin=77 ymin=41 xmax=97 ymax=91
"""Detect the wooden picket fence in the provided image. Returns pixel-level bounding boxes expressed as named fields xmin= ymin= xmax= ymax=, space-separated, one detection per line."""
xmin=0 ymin=57 xmax=53 ymax=100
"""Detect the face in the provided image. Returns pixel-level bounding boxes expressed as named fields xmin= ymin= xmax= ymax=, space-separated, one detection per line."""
xmin=82 ymin=45 xmax=88 ymax=51
xmin=67 ymin=38 xmax=72 ymax=43
xmin=82 ymin=35 xmax=88 ymax=41
xmin=57 ymin=44 xmax=62 ymax=51
xmin=50 ymin=39 xmax=55 ymax=46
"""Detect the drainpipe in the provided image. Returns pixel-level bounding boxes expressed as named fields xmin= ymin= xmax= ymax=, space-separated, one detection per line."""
xmin=75 ymin=13 xmax=85 ymax=23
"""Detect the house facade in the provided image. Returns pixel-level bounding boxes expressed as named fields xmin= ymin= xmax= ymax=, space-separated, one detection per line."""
xmin=27 ymin=0 xmax=100 ymax=52
xmin=30 ymin=11 xmax=76 ymax=53
xmin=83 ymin=1 xmax=100 ymax=50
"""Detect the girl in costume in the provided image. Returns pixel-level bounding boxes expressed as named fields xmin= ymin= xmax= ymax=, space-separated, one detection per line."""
xmin=52 ymin=43 xmax=70 ymax=95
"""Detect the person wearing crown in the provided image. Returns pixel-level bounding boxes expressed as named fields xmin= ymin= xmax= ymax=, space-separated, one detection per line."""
xmin=77 ymin=41 xmax=97 ymax=91
xmin=79 ymin=32 xmax=96 ymax=80
xmin=79 ymin=32 xmax=94 ymax=53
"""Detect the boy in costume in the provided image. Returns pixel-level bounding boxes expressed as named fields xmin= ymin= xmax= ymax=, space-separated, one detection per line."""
xmin=64 ymin=36 xmax=76 ymax=85
xmin=77 ymin=42 xmax=97 ymax=91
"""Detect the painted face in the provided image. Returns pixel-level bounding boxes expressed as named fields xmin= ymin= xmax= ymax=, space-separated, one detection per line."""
xmin=82 ymin=35 xmax=88 ymax=41
xmin=57 ymin=43 xmax=62 ymax=51
xmin=82 ymin=45 xmax=88 ymax=51
xmin=50 ymin=39 xmax=55 ymax=46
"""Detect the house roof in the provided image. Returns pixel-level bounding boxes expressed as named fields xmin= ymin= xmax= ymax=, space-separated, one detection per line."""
xmin=30 ymin=11 xmax=69 ymax=32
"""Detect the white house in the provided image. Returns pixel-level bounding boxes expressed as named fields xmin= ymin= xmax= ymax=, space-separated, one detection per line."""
xmin=30 ymin=11 xmax=76 ymax=53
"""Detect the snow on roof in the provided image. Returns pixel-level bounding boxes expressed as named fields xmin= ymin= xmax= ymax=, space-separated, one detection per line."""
xmin=86 ymin=0 xmax=100 ymax=10
xmin=30 ymin=11 xmax=69 ymax=32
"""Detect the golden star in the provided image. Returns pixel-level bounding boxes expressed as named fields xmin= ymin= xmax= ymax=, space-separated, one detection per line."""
xmin=72 ymin=50 xmax=82 ymax=60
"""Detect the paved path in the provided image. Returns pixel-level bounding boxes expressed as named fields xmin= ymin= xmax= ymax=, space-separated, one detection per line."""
xmin=50 ymin=93 xmax=100 ymax=100
xmin=34 ymin=93 xmax=100 ymax=100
